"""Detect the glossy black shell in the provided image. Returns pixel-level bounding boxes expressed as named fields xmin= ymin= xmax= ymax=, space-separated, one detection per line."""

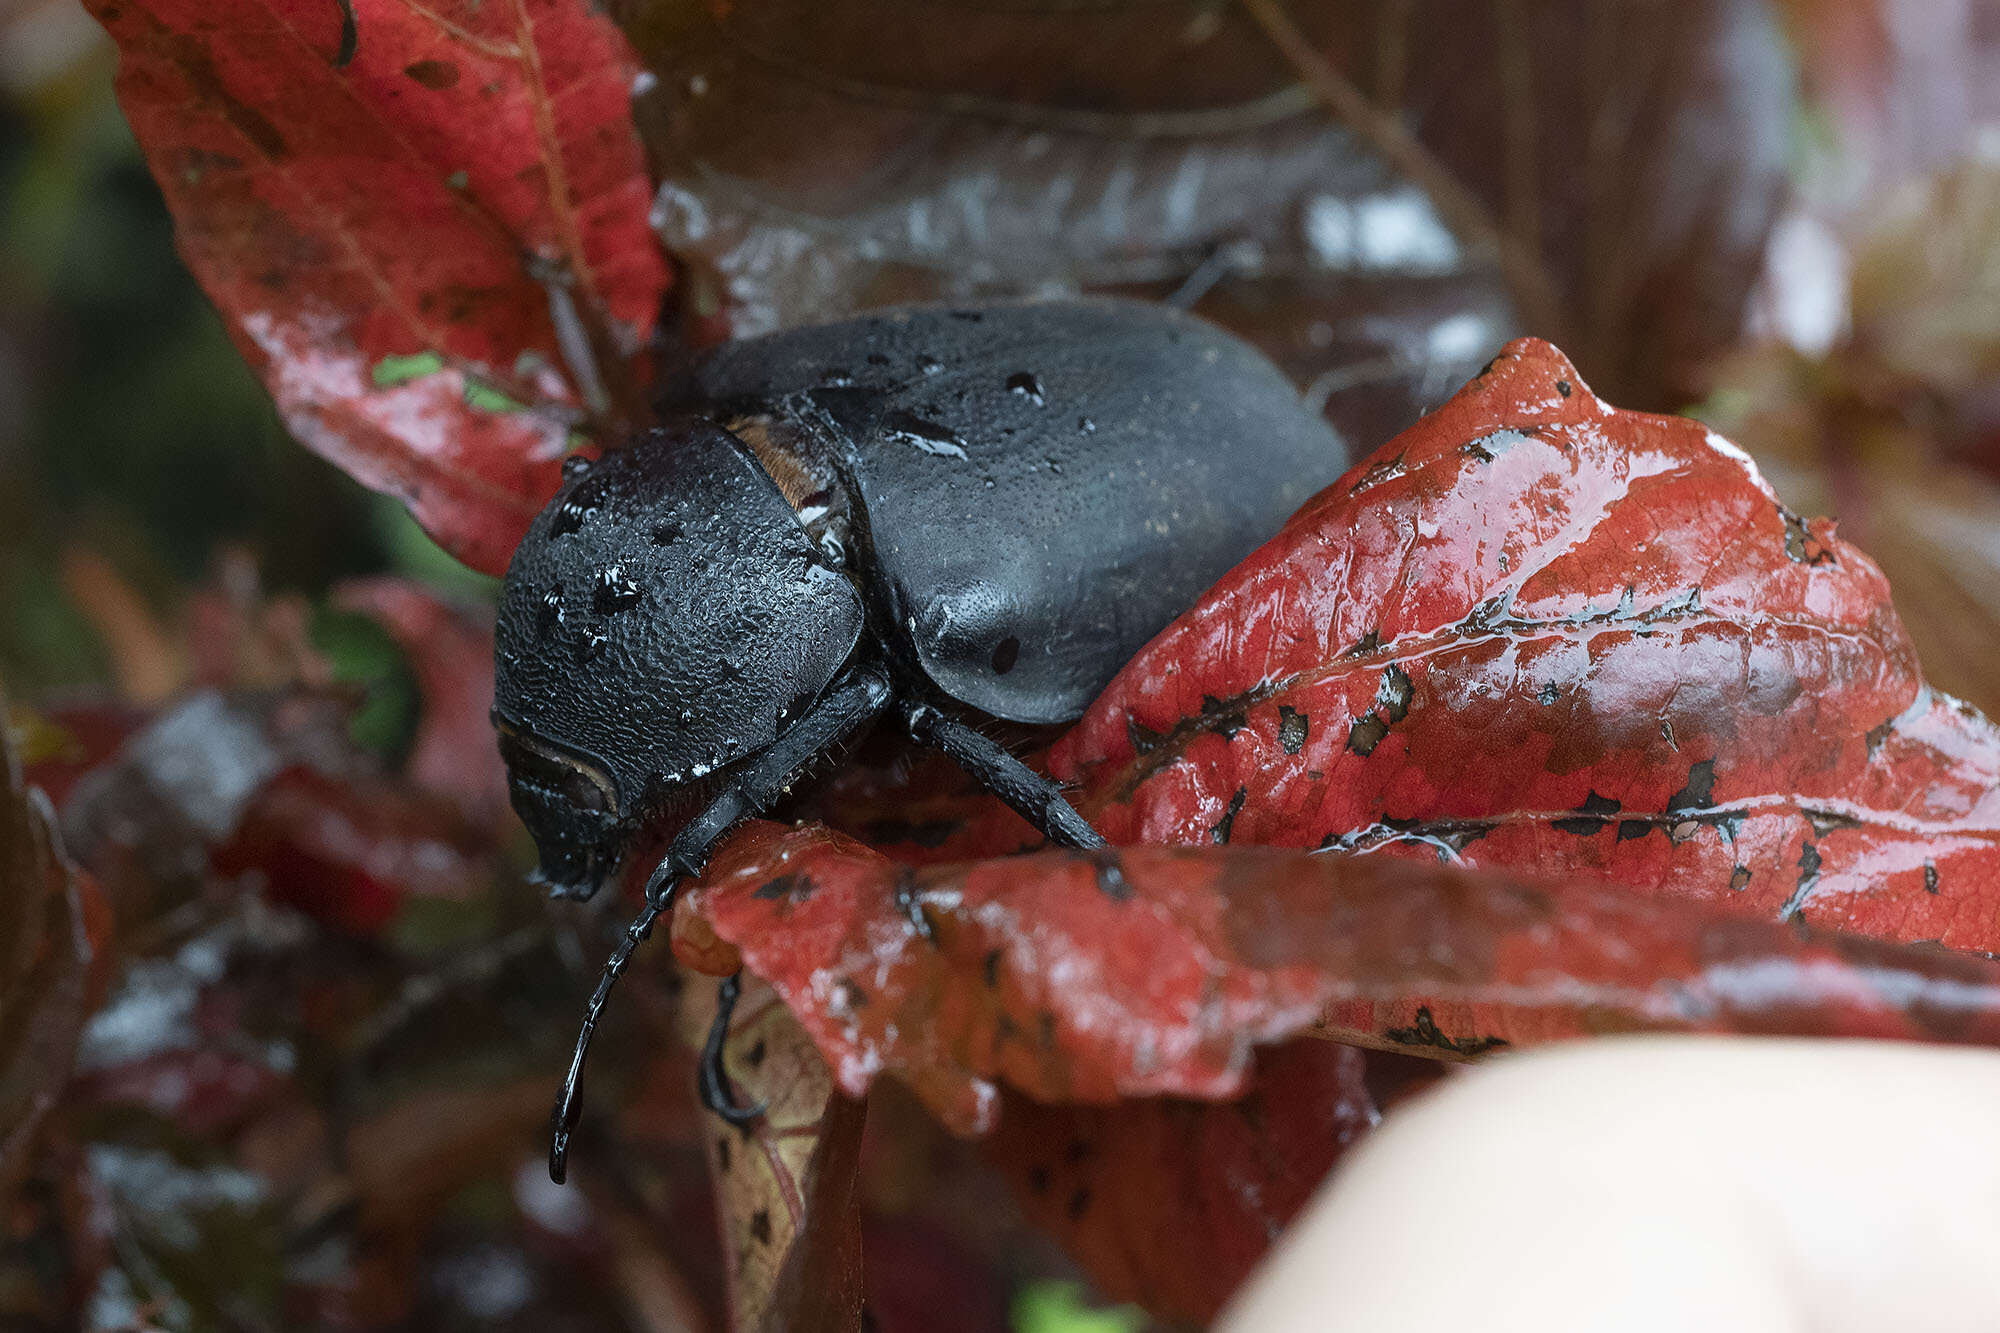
xmin=664 ymin=298 xmax=1348 ymax=725
xmin=494 ymin=419 xmax=865 ymax=818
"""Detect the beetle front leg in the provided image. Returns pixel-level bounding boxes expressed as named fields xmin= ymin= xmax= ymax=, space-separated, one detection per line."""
xmin=549 ymin=667 xmax=893 ymax=1182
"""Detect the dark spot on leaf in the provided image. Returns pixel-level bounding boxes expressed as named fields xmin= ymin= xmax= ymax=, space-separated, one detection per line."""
xmin=1210 ymin=787 xmax=1246 ymax=844
xmin=1277 ymin=706 xmax=1309 ymax=754
xmin=1924 ymin=862 xmax=1940 ymax=895
xmin=1616 ymin=820 xmax=1651 ymax=842
xmin=838 ymin=977 xmax=868 ymax=1010
xmin=1028 ymin=1166 xmax=1050 ymax=1195
xmin=1201 ymin=694 xmax=1249 ymax=739
xmin=1667 ymin=759 xmax=1717 ymax=812
xmin=1556 ymin=379 xmax=1573 ymax=397
xmin=1730 ymin=865 xmax=1752 ymax=892
xmin=749 ymin=1210 xmax=772 ymax=1245
xmin=403 ymin=58 xmax=459 ymax=89
xmin=1780 ymin=508 xmax=1835 ymax=566
xmin=1805 ymin=808 xmax=1862 ymax=837
xmin=1782 ymin=842 xmax=1822 ymax=920
xmin=1553 ymin=792 xmax=1621 ymax=836
xmin=746 ymin=1039 xmax=766 ymax=1069
xmin=167 ymin=33 xmax=291 ymax=159
xmin=1383 ymin=1007 xmax=1507 ymax=1056
xmin=1345 ymin=628 xmax=1382 ymax=657
xmin=1378 ymin=665 xmax=1413 ymax=723
xmin=1062 ymin=1139 xmax=1095 ymax=1164
xmin=1865 ymin=718 xmax=1894 ymax=755
xmin=1066 ymin=1186 xmax=1092 ymax=1221
xmin=1037 ymin=1012 xmax=1057 ymax=1049
xmin=991 ymin=635 xmax=1020 ymax=674
xmin=333 ymin=0 xmax=358 ymax=66
xmin=753 ymin=873 xmax=815 ymax=902
xmin=1126 ymin=717 xmax=1165 ymax=755
xmin=1346 ymin=713 xmax=1389 ymax=757
xmin=982 ymin=949 xmax=1002 ymax=988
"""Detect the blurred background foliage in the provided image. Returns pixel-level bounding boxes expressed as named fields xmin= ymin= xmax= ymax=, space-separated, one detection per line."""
xmin=1 ymin=3 xmax=488 ymax=719
xmin=0 ymin=2 xmax=1995 ymax=1331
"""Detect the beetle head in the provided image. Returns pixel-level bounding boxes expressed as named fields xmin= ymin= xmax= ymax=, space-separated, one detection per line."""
xmin=492 ymin=420 xmax=865 ymax=897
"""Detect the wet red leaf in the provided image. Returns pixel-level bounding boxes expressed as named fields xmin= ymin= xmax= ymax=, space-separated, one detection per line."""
xmin=987 ymin=1039 xmax=1382 ymax=1324
xmin=85 ymin=0 xmax=669 ymax=574
xmin=680 ymin=819 xmax=2000 ymax=1134
xmin=1057 ymin=339 xmax=2000 ymax=948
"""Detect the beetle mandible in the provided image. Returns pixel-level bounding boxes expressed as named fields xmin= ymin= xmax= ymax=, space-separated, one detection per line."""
xmin=492 ymin=298 xmax=1350 ymax=1181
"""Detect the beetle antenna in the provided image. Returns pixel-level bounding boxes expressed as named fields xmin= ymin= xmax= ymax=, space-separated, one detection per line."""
xmin=550 ymin=891 xmax=667 ymax=1183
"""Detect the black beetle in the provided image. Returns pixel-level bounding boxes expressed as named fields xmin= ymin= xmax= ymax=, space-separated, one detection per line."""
xmin=493 ymin=298 xmax=1349 ymax=1180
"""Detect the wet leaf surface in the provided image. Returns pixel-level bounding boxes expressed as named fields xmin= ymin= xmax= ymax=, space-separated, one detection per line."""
xmin=618 ymin=0 xmax=1788 ymax=418
xmin=987 ymin=1039 xmax=1386 ymax=1325
xmin=83 ymin=0 xmax=670 ymax=574
xmin=1058 ymin=339 xmax=2000 ymax=948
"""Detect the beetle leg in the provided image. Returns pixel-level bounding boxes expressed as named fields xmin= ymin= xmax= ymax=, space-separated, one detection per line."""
xmin=698 ymin=971 xmax=767 ymax=1124
xmin=905 ymin=703 xmax=1105 ymax=851
xmin=549 ymin=668 xmax=893 ymax=1183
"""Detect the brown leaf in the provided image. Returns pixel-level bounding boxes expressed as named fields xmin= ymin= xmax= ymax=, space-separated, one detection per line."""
xmin=677 ymin=975 xmax=864 ymax=1333
xmin=0 ymin=684 xmax=98 ymax=1193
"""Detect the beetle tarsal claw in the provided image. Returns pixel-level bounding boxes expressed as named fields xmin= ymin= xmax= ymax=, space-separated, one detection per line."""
xmin=699 ymin=972 xmax=769 ymax=1126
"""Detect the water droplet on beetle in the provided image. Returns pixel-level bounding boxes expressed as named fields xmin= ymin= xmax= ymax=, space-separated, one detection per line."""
xmin=576 ymin=628 xmax=608 ymax=663
xmin=594 ymin=565 xmax=641 ymax=613
xmin=918 ymin=354 xmax=944 ymax=374
xmin=551 ymin=496 xmax=593 ymax=538
xmin=1006 ymin=371 xmax=1044 ymax=405
xmin=820 ymin=367 xmax=855 ymax=387
xmin=679 ymin=707 xmax=696 ymax=725
xmin=1076 ymin=416 xmax=1096 ymax=434
xmin=561 ymin=454 xmax=591 ymax=480
xmin=883 ymin=410 xmax=968 ymax=459
xmin=536 ymin=584 xmax=565 ymax=637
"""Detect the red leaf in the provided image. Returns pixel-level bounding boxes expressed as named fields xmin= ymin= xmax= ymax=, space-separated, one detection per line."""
xmin=679 ymin=823 xmax=2000 ymax=1133
xmin=986 ymin=1039 xmax=1383 ymax=1324
xmin=1054 ymin=338 xmax=2000 ymax=949
xmin=86 ymin=0 xmax=669 ymax=574
xmin=335 ymin=578 xmax=509 ymax=830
